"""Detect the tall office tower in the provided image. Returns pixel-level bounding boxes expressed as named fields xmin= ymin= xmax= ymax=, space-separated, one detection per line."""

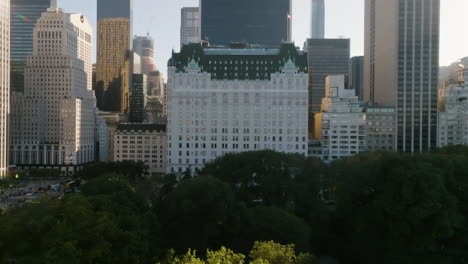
xmin=364 ymin=0 xmax=440 ymax=152
xmin=200 ymin=0 xmax=291 ymax=46
xmin=10 ymin=0 xmax=51 ymax=93
xmin=96 ymin=0 xmax=132 ymax=113
xmin=180 ymin=7 xmax=200 ymax=48
xmin=305 ymin=39 xmax=350 ymax=137
xmin=97 ymin=0 xmax=132 ymax=21
xmin=350 ymin=56 xmax=364 ymax=101
xmin=129 ymin=74 xmax=147 ymax=123
xmin=0 ymin=0 xmax=10 ymax=176
xmin=133 ymin=35 xmax=157 ymax=74
xmin=10 ymin=8 xmax=95 ymax=175
xmin=167 ymin=43 xmax=308 ymax=173
xmin=96 ymin=18 xmax=131 ymax=112
xmin=311 ymin=0 xmax=325 ymax=38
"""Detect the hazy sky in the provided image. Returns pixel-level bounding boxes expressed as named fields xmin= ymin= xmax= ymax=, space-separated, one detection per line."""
xmin=61 ymin=0 xmax=468 ymax=78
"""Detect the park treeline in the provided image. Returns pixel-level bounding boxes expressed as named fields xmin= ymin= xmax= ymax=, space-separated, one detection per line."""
xmin=1 ymin=146 xmax=468 ymax=264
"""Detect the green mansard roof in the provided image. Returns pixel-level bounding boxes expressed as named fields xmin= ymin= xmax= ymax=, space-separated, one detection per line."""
xmin=169 ymin=43 xmax=308 ymax=80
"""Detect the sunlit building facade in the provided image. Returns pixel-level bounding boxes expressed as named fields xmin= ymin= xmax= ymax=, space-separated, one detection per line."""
xmin=0 ymin=0 xmax=10 ymax=176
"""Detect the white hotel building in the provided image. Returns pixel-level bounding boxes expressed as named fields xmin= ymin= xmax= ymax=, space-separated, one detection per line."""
xmin=0 ymin=0 xmax=10 ymax=176
xmin=167 ymin=43 xmax=309 ymax=173
xmin=10 ymin=8 xmax=95 ymax=175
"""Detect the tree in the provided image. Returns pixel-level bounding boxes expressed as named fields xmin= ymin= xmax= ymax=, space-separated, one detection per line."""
xmin=242 ymin=207 xmax=311 ymax=253
xmin=200 ymin=151 xmax=323 ymax=213
xmin=330 ymin=151 xmax=464 ymax=264
xmin=0 ymin=196 xmax=150 ymax=263
xmin=206 ymin=247 xmax=245 ymax=264
xmin=157 ymin=176 xmax=245 ymax=253
xmin=249 ymin=241 xmax=296 ymax=264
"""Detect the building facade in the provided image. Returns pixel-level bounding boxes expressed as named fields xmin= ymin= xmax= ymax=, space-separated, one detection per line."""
xmin=364 ymin=0 xmax=440 ymax=152
xmin=350 ymin=56 xmax=364 ymax=101
xmin=311 ymin=0 xmax=325 ymax=38
xmin=97 ymin=0 xmax=132 ymax=21
xmin=305 ymin=38 xmax=350 ymax=138
xmin=129 ymin=74 xmax=147 ymax=123
xmin=314 ymin=76 xmax=366 ymax=162
xmin=10 ymin=0 xmax=51 ymax=93
xmin=133 ymin=35 xmax=157 ymax=74
xmin=200 ymin=0 xmax=291 ymax=46
xmin=180 ymin=7 xmax=200 ymax=48
xmin=0 ymin=0 xmax=10 ymax=176
xmin=438 ymin=83 xmax=468 ymax=148
xmin=114 ymin=124 xmax=167 ymax=175
xmin=167 ymin=43 xmax=308 ymax=173
xmin=95 ymin=112 xmax=109 ymax=162
xmin=96 ymin=18 xmax=131 ymax=112
xmin=146 ymin=96 xmax=164 ymax=124
xmin=365 ymin=106 xmax=396 ymax=151
xmin=10 ymin=9 xmax=95 ymax=175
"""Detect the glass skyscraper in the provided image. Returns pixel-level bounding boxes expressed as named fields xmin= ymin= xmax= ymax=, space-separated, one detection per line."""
xmin=10 ymin=0 xmax=51 ymax=92
xmin=364 ymin=0 xmax=440 ymax=152
xmin=97 ymin=0 xmax=132 ymax=21
xmin=96 ymin=0 xmax=133 ymax=112
xmin=200 ymin=0 xmax=291 ymax=47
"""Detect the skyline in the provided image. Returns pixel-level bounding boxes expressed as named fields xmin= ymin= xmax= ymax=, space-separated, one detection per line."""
xmin=60 ymin=0 xmax=468 ymax=78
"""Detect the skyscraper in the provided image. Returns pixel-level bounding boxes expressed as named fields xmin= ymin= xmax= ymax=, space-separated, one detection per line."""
xmin=311 ymin=0 xmax=325 ymax=38
xmin=305 ymin=39 xmax=350 ymax=137
xmin=0 ymin=0 xmax=10 ymax=176
xmin=350 ymin=56 xmax=364 ymax=101
xmin=97 ymin=0 xmax=132 ymax=21
xmin=129 ymin=74 xmax=147 ymax=123
xmin=133 ymin=35 xmax=157 ymax=74
xmin=200 ymin=0 xmax=291 ymax=47
xmin=10 ymin=0 xmax=51 ymax=93
xmin=180 ymin=7 xmax=200 ymax=48
xmin=364 ymin=0 xmax=440 ymax=152
xmin=96 ymin=18 xmax=131 ymax=112
xmin=10 ymin=8 xmax=96 ymax=175
xmin=96 ymin=0 xmax=132 ymax=113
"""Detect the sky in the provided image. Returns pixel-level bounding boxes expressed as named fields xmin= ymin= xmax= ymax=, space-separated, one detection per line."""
xmin=60 ymin=0 xmax=468 ymax=78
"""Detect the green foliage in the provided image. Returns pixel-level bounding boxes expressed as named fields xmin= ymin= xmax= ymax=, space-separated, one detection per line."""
xmin=76 ymin=161 xmax=148 ymax=180
xmin=206 ymin=247 xmax=245 ymax=264
xmin=249 ymin=241 xmax=296 ymax=264
xmin=330 ymin=151 xmax=466 ymax=263
xmin=243 ymin=207 xmax=311 ymax=252
xmin=4 ymin=147 xmax=468 ymax=263
xmin=158 ymin=175 xmax=244 ymax=253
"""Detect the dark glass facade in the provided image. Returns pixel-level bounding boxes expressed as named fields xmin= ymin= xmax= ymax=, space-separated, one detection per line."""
xmin=396 ymin=0 xmax=439 ymax=152
xmin=97 ymin=0 xmax=132 ymax=21
xmin=350 ymin=56 xmax=364 ymax=101
xmin=10 ymin=0 xmax=51 ymax=92
xmin=130 ymin=74 xmax=147 ymax=123
xmin=200 ymin=0 xmax=291 ymax=47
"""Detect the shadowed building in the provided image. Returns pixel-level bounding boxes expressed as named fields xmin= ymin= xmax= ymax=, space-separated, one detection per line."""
xmin=305 ymin=38 xmax=350 ymax=138
xmin=200 ymin=0 xmax=291 ymax=46
xmin=96 ymin=0 xmax=132 ymax=113
xmin=96 ymin=18 xmax=131 ymax=112
xmin=10 ymin=0 xmax=51 ymax=93
xmin=364 ymin=0 xmax=440 ymax=152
